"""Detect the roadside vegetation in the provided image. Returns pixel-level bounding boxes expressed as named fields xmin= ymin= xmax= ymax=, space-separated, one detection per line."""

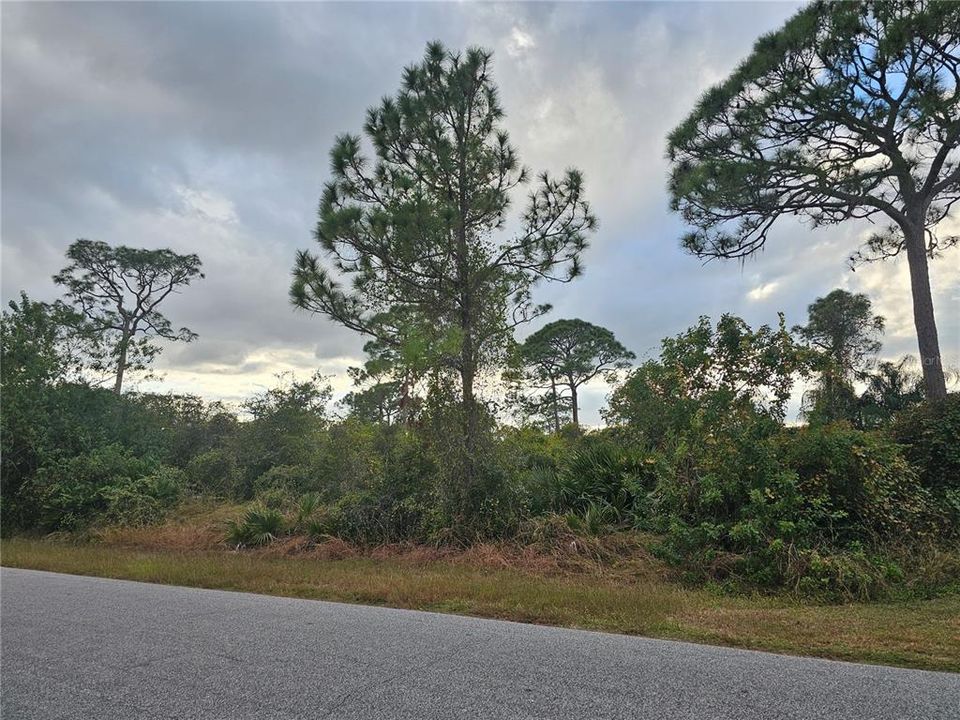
xmin=1 ymin=0 xmax=958 ymax=672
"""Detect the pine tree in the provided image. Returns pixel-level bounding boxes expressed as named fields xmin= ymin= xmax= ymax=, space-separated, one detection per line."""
xmin=291 ymin=43 xmax=596 ymax=501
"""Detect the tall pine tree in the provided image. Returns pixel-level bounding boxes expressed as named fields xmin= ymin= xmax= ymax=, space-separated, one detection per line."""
xmin=292 ymin=43 xmax=596 ymax=504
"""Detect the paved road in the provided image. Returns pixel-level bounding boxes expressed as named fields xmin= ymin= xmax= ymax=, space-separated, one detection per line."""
xmin=1 ymin=569 xmax=957 ymax=719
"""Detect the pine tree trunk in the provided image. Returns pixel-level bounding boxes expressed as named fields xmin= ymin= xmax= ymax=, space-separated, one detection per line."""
xmin=569 ymin=380 xmax=579 ymax=428
xmin=459 ymin=352 xmax=479 ymax=505
xmin=903 ymin=221 xmax=947 ymax=400
xmin=113 ymin=331 xmax=130 ymax=394
xmin=550 ymin=377 xmax=560 ymax=434
xmin=461 ymin=357 xmax=477 ymax=439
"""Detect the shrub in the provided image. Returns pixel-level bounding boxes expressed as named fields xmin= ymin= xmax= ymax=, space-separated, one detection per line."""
xmin=252 ymin=464 xmax=322 ymax=499
xmin=255 ymin=487 xmax=292 ymax=511
xmin=512 ymin=465 xmax=560 ymax=518
xmin=556 ymin=441 xmax=655 ymax=519
xmin=186 ymin=449 xmax=241 ymax=498
xmin=224 ymin=506 xmax=286 ymax=547
xmin=564 ymin=500 xmax=620 ymax=536
xmin=324 ymin=491 xmax=440 ymax=545
xmin=99 ymin=465 xmax=187 ymax=527
xmin=24 ymin=445 xmax=182 ymax=531
xmin=98 ymin=483 xmax=166 ymax=527
xmin=891 ymin=394 xmax=960 ymax=493
xmin=309 ymin=421 xmax=382 ymax=499
xmin=144 ymin=466 xmax=187 ymax=503
xmin=235 ymin=372 xmax=331 ymax=485
xmin=777 ymin=423 xmax=938 ymax=543
xmin=788 ymin=546 xmax=905 ymax=601
xmin=648 ymin=420 xmax=940 ymax=596
xmin=295 ymin=492 xmax=322 ymax=529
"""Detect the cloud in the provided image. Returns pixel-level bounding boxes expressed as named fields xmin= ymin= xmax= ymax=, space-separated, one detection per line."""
xmin=747 ymin=281 xmax=781 ymax=302
xmin=506 ymin=27 xmax=536 ymax=58
xmin=174 ymin=186 xmax=239 ymax=225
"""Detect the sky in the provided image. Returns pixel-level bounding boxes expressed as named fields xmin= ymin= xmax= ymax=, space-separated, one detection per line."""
xmin=2 ymin=1 xmax=958 ymax=424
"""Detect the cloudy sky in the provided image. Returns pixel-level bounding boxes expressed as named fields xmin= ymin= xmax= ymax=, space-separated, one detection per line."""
xmin=3 ymin=1 xmax=958 ymax=423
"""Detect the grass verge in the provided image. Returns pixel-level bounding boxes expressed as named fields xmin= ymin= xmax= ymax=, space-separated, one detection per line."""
xmin=2 ymin=536 xmax=958 ymax=672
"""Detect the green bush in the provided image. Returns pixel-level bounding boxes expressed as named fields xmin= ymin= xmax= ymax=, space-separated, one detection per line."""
xmin=252 ymin=464 xmax=322 ymax=499
xmin=99 ymin=466 xmax=187 ymax=527
xmin=97 ymin=483 xmax=166 ymax=527
xmin=294 ymin=492 xmax=322 ymax=529
xmin=144 ymin=466 xmax=187 ymax=503
xmin=777 ymin=423 xmax=938 ymax=543
xmin=564 ymin=500 xmax=620 ymax=536
xmin=647 ymin=420 xmax=940 ymax=596
xmin=318 ymin=424 xmax=461 ymax=543
xmin=322 ymin=491 xmax=440 ymax=545
xmin=224 ymin=506 xmax=286 ymax=547
xmin=511 ymin=465 xmax=560 ymax=518
xmin=555 ymin=441 xmax=655 ymax=520
xmin=891 ymin=394 xmax=960 ymax=493
xmin=789 ymin=546 xmax=906 ymax=601
xmin=186 ymin=449 xmax=242 ymax=497
xmin=255 ymin=487 xmax=292 ymax=511
xmin=24 ymin=445 xmax=182 ymax=531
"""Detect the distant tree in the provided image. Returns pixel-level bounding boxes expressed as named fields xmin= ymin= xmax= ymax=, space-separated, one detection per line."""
xmin=54 ymin=240 xmax=203 ymax=393
xmin=238 ymin=371 xmax=333 ymax=494
xmin=291 ymin=42 xmax=595 ymax=500
xmin=243 ymin=371 xmax=332 ymax=422
xmin=509 ymin=319 xmax=634 ymax=430
xmin=859 ymin=356 xmax=925 ymax=428
xmin=504 ymin=377 xmax=573 ymax=434
xmin=605 ymin=314 xmax=806 ymax=443
xmin=341 ymin=378 xmax=406 ymax=426
xmin=795 ymin=289 xmax=884 ymax=425
xmin=341 ymin=315 xmax=438 ymax=427
xmin=797 ymin=290 xmax=885 ymax=374
xmin=133 ymin=392 xmax=239 ymax=467
xmin=667 ymin=0 xmax=960 ymax=400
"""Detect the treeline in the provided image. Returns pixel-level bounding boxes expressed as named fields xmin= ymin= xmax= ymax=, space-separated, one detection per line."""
xmin=2 ymin=280 xmax=957 ymax=600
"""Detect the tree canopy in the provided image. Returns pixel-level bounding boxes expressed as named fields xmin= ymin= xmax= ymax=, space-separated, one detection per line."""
xmin=509 ymin=318 xmax=634 ymax=430
xmin=667 ymin=0 xmax=959 ymax=399
xmin=797 ymin=289 xmax=884 ymax=376
xmin=796 ymin=289 xmax=885 ymax=425
xmin=54 ymin=239 xmax=204 ymax=393
xmin=605 ymin=314 xmax=807 ymax=444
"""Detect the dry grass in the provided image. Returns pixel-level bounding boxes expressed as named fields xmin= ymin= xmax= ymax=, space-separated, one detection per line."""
xmin=93 ymin=498 xmax=242 ymax=551
xmin=3 ymin=535 xmax=958 ymax=672
xmin=94 ymin=503 xmax=667 ymax=582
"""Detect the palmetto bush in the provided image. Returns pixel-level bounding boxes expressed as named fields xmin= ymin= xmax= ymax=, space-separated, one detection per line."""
xmin=296 ymin=492 xmax=322 ymax=523
xmin=555 ymin=442 xmax=654 ymax=519
xmin=225 ymin=506 xmax=286 ymax=547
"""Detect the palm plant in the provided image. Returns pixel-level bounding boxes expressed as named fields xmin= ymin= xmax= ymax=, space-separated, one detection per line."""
xmin=225 ymin=506 xmax=285 ymax=547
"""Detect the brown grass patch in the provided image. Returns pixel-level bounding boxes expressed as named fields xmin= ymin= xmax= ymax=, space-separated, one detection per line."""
xmin=367 ymin=542 xmax=446 ymax=563
xmin=308 ymin=537 xmax=360 ymax=560
xmin=97 ymin=522 xmax=222 ymax=552
xmin=88 ymin=502 xmax=669 ymax=583
xmin=95 ymin=499 xmax=240 ymax=552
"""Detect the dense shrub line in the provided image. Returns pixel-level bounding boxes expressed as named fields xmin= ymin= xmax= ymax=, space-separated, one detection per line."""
xmin=3 ymin=306 xmax=957 ymax=602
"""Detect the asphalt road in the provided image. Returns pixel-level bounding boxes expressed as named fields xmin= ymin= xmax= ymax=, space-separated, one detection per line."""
xmin=1 ymin=568 xmax=957 ymax=719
